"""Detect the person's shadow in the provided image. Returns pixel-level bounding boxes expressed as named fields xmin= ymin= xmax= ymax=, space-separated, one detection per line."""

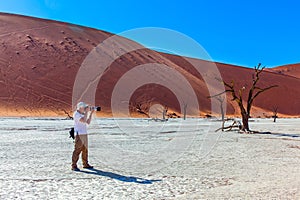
xmin=80 ymin=168 xmax=162 ymax=184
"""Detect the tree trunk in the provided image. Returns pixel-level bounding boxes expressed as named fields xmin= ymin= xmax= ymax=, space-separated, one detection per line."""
xmin=220 ymin=103 xmax=225 ymax=131
xmin=183 ymin=104 xmax=187 ymax=120
xmin=241 ymin=113 xmax=250 ymax=131
xmin=162 ymin=109 xmax=166 ymax=120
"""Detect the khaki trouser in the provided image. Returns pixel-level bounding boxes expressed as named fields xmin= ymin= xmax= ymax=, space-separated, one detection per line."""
xmin=72 ymin=134 xmax=89 ymax=168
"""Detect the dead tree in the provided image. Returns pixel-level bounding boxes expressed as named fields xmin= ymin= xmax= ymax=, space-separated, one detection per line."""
xmin=212 ymin=63 xmax=278 ymax=132
xmin=62 ymin=109 xmax=73 ymax=120
xmin=130 ymin=102 xmax=150 ymax=118
xmin=215 ymin=119 xmax=242 ymax=132
xmin=272 ymin=106 xmax=278 ymax=122
xmin=208 ymin=95 xmax=225 ymax=131
xmin=183 ymin=103 xmax=187 ymax=120
xmin=162 ymin=106 xmax=168 ymax=120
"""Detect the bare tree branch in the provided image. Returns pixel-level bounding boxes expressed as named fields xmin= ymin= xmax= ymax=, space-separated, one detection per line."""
xmin=212 ymin=63 xmax=277 ymax=132
xmin=251 ymin=85 xmax=278 ymax=101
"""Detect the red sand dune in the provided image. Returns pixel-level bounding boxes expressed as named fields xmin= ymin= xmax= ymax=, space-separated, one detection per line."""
xmin=0 ymin=13 xmax=299 ymax=118
xmin=269 ymin=63 xmax=300 ymax=79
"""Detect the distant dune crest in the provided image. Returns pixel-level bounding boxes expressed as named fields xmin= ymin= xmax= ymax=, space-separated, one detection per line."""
xmin=270 ymin=64 xmax=300 ymax=79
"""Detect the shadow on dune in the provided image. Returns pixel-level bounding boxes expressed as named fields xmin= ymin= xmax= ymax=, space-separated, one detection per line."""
xmin=80 ymin=168 xmax=162 ymax=184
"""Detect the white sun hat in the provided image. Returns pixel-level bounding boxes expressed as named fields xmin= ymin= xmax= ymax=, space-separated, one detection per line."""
xmin=76 ymin=102 xmax=88 ymax=110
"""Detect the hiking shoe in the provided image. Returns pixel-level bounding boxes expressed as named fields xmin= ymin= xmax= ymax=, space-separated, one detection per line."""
xmin=72 ymin=167 xmax=80 ymax=171
xmin=83 ymin=164 xmax=94 ymax=169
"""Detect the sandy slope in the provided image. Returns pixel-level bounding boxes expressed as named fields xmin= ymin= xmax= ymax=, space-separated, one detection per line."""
xmin=270 ymin=63 xmax=300 ymax=79
xmin=0 ymin=13 xmax=299 ymax=117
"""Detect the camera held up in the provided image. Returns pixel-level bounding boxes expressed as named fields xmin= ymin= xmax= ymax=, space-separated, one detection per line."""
xmin=89 ymin=106 xmax=101 ymax=111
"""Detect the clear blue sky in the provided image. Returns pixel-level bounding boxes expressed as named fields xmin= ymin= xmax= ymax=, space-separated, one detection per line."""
xmin=1 ymin=0 xmax=299 ymax=68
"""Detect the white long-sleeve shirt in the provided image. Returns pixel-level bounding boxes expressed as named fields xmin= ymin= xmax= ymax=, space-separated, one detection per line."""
xmin=73 ymin=111 xmax=88 ymax=135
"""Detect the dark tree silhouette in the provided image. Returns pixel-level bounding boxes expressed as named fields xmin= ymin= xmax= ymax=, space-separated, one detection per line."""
xmin=162 ymin=105 xmax=168 ymax=120
xmin=212 ymin=63 xmax=278 ymax=132
xmin=130 ymin=102 xmax=150 ymax=118
xmin=62 ymin=109 xmax=73 ymax=120
xmin=272 ymin=106 xmax=279 ymax=122
xmin=183 ymin=103 xmax=187 ymax=120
